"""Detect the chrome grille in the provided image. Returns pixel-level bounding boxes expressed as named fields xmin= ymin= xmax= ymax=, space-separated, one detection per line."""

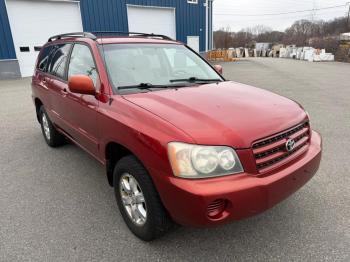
xmin=252 ymin=122 xmax=310 ymax=174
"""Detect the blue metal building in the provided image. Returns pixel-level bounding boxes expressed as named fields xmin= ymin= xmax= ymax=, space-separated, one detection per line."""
xmin=0 ymin=0 xmax=214 ymax=79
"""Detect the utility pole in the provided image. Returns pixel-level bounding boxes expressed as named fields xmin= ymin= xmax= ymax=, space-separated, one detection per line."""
xmin=347 ymin=2 xmax=350 ymax=31
xmin=310 ymin=0 xmax=316 ymax=22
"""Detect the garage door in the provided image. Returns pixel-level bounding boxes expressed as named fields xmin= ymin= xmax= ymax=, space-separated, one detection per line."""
xmin=127 ymin=6 xmax=176 ymax=40
xmin=6 ymin=0 xmax=83 ymax=77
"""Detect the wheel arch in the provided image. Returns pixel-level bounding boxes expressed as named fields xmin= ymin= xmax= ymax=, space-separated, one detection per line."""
xmin=105 ymin=141 xmax=144 ymax=187
xmin=34 ymin=97 xmax=43 ymax=123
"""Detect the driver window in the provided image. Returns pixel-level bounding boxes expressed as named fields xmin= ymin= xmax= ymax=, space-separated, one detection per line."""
xmin=68 ymin=44 xmax=98 ymax=87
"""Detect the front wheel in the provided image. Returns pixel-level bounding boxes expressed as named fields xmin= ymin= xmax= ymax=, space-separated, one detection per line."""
xmin=39 ymin=106 xmax=65 ymax=147
xmin=113 ymin=155 xmax=172 ymax=241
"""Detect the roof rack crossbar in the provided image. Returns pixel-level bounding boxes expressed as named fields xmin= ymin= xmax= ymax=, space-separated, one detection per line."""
xmin=91 ymin=31 xmax=173 ymax=41
xmin=48 ymin=32 xmax=97 ymax=42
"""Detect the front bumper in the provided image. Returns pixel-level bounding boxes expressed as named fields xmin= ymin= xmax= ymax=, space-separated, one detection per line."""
xmin=154 ymin=130 xmax=322 ymax=227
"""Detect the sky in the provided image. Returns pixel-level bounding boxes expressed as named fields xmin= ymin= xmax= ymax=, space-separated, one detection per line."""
xmin=213 ymin=0 xmax=350 ymax=32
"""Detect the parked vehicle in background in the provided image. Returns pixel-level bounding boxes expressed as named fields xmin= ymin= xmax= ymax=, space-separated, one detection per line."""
xmin=31 ymin=32 xmax=322 ymax=241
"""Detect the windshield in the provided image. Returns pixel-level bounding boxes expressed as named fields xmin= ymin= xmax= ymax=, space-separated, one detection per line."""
xmin=102 ymin=44 xmax=223 ymax=91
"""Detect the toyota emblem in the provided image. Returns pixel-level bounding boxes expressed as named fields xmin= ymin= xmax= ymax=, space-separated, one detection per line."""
xmin=285 ymin=139 xmax=296 ymax=152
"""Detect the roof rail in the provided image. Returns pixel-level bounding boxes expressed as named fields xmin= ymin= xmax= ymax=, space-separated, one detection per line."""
xmin=48 ymin=32 xmax=97 ymax=42
xmin=91 ymin=31 xmax=173 ymax=41
xmin=47 ymin=31 xmax=173 ymax=43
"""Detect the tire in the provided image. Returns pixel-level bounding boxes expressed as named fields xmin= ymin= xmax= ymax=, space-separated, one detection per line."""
xmin=39 ymin=106 xmax=65 ymax=147
xmin=113 ymin=155 xmax=172 ymax=241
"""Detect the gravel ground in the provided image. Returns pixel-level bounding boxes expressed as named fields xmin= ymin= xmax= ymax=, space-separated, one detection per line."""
xmin=0 ymin=58 xmax=349 ymax=261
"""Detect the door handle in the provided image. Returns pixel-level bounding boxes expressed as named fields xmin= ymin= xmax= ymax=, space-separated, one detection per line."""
xmin=41 ymin=78 xmax=49 ymax=89
xmin=61 ymin=88 xmax=68 ymax=95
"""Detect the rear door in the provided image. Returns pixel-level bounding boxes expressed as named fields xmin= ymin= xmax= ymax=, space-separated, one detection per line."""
xmin=45 ymin=44 xmax=73 ymax=129
xmin=63 ymin=43 xmax=100 ymax=156
xmin=32 ymin=45 xmax=53 ymax=109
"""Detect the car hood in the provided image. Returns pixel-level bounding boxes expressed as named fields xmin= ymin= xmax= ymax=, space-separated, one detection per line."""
xmin=122 ymin=81 xmax=307 ymax=148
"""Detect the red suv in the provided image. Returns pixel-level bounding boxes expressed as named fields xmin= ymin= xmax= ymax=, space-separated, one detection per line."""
xmin=31 ymin=32 xmax=322 ymax=241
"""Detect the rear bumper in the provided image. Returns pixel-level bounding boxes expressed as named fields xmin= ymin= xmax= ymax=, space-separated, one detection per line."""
xmin=155 ymin=131 xmax=322 ymax=227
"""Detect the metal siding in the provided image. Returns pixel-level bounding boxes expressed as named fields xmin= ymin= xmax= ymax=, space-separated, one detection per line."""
xmin=80 ymin=0 xmax=128 ymax=32
xmin=0 ymin=0 xmax=210 ymax=60
xmin=80 ymin=0 xmax=207 ymax=52
xmin=0 ymin=0 xmax=16 ymax=59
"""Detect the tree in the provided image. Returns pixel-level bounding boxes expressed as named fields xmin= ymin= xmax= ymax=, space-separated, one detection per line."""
xmin=213 ymin=27 xmax=234 ymax=49
xmin=233 ymin=31 xmax=254 ymax=47
xmin=256 ymin=31 xmax=285 ymax=43
xmin=282 ymin=17 xmax=348 ymax=45
xmin=283 ymin=20 xmax=314 ymax=46
xmin=213 ymin=16 xmax=349 ymax=50
xmin=244 ymin=25 xmax=272 ymax=36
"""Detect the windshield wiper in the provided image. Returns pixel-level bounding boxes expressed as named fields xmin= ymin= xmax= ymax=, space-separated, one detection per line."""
xmin=118 ymin=83 xmax=170 ymax=90
xmin=169 ymin=77 xmax=221 ymax=83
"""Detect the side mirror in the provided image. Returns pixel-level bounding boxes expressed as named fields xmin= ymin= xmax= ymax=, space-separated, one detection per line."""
xmin=213 ymin=65 xmax=223 ymax=75
xmin=68 ymin=75 xmax=95 ymax=95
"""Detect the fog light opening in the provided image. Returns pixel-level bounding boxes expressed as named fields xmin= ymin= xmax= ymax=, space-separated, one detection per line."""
xmin=207 ymin=199 xmax=228 ymax=219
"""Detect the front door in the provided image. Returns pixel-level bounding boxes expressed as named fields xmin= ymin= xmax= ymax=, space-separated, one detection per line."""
xmin=64 ymin=44 xmax=100 ymax=157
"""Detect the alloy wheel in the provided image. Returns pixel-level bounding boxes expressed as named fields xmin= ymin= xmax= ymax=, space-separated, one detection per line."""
xmin=42 ymin=113 xmax=51 ymax=140
xmin=119 ymin=173 xmax=147 ymax=226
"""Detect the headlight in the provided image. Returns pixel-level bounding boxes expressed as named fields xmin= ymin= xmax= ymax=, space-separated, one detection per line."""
xmin=168 ymin=142 xmax=244 ymax=178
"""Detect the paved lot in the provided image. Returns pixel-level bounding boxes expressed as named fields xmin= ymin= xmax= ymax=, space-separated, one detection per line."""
xmin=1 ymin=58 xmax=349 ymax=261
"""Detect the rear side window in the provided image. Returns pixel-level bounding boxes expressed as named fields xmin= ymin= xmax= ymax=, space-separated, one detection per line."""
xmin=68 ymin=44 xmax=98 ymax=86
xmin=47 ymin=44 xmax=72 ymax=80
xmin=37 ymin=46 xmax=52 ymax=72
